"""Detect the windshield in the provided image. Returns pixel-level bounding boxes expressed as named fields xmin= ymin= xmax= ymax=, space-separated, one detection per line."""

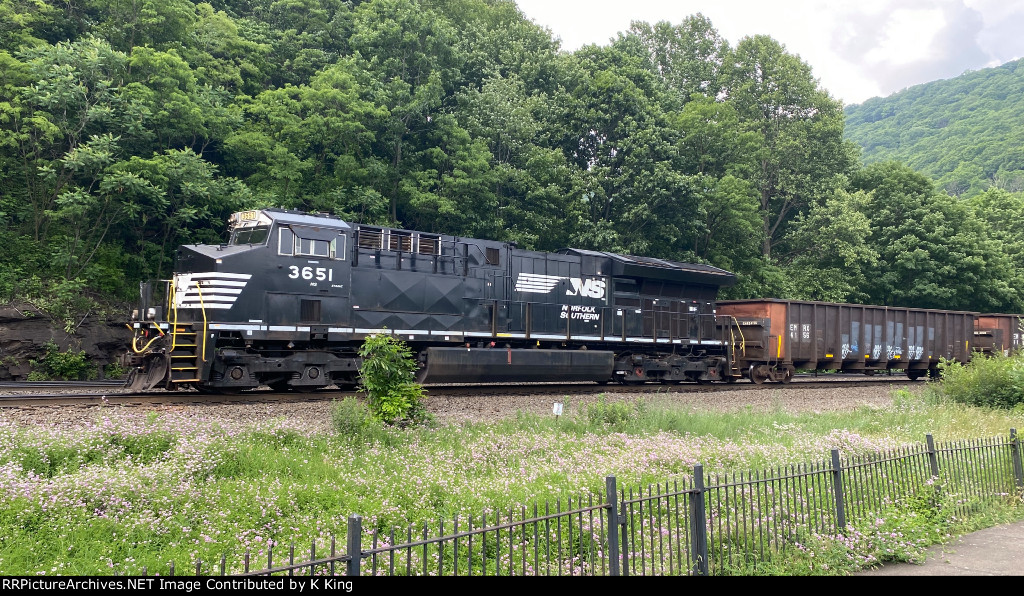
xmin=231 ymin=226 xmax=270 ymax=245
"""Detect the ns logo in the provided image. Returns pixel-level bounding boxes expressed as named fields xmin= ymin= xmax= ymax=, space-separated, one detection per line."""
xmin=513 ymin=273 xmax=606 ymax=299
xmin=567 ymin=278 xmax=606 ymax=299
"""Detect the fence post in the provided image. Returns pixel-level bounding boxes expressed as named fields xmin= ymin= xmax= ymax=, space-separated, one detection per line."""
xmin=688 ymin=465 xmax=709 ymax=576
xmin=605 ymin=476 xmax=621 ymax=576
xmin=346 ymin=514 xmax=362 ymax=576
xmin=926 ymin=433 xmax=944 ymax=506
xmin=618 ymin=490 xmax=630 ymax=576
xmin=926 ymin=434 xmax=940 ymax=477
xmin=1011 ymin=429 xmax=1024 ymax=492
xmin=830 ymin=449 xmax=846 ymax=530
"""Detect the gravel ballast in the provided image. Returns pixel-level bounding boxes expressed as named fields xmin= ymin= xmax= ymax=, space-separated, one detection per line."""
xmin=0 ymin=381 xmax=925 ymax=432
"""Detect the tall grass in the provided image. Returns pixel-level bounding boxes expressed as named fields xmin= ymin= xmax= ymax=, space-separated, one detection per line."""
xmin=1 ymin=385 xmax=1023 ymax=576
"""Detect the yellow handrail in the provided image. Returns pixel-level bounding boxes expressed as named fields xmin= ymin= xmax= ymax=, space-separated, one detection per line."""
xmin=196 ymin=282 xmax=209 ymax=362
xmin=169 ymin=277 xmax=180 ymax=354
xmin=728 ymin=316 xmax=746 ymax=356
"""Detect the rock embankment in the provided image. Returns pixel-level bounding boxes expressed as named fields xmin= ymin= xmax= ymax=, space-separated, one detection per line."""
xmin=0 ymin=302 xmax=131 ymax=381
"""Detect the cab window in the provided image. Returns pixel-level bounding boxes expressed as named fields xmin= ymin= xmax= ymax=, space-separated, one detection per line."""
xmin=279 ymin=226 xmax=346 ymax=260
xmin=232 ymin=226 xmax=270 ymax=245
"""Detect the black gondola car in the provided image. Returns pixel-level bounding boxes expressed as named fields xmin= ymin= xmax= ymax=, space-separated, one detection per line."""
xmin=127 ymin=208 xmax=739 ymax=392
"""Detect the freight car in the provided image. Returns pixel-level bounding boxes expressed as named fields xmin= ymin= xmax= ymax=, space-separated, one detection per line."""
xmin=126 ymin=208 xmax=740 ymax=392
xmin=716 ymin=299 xmax=978 ymax=383
xmin=973 ymin=314 xmax=1024 ymax=356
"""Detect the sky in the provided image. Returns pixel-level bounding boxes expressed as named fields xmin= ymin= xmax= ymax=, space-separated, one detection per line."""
xmin=512 ymin=0 xmax=1024 ymax=106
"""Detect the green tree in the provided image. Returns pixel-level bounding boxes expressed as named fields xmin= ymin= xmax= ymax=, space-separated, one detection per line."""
xmin=549 ymin=38 xmax=695 ymax=259
xmin=224 ymin=60 xmax=382 ymax=213
xmin=723 ymin=35 xmax=855 ymax=261
xmin=6 ymin=37 xmax=141 ymax=244
xmin=350 ymin=0 xmax=460 ymax=226
xmin=852 ymin=162 xmax=1017 ymax=311
xmin=117 ymin=148 xmax=251 ymax=281
xmin=967 ymin=188 xmax=1024 ymax=312
xmin=455 ymin=73 xmax=571 ymax=248
xmin=628 ymin=13 xmax=729 ymax=102
xmin=781 ymin=188 xmax=877 ymax=303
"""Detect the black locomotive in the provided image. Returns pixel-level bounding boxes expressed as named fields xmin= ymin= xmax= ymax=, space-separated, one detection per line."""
xmin=126 ymin=208 xmax=740 ymax=392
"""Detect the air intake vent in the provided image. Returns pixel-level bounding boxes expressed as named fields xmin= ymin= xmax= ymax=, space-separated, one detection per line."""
xmin=300 ymin=299 xmax=321 ymax=322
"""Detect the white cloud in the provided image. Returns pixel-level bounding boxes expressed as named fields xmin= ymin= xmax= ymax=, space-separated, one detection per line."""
xmin=513 ymin=0 xmax=1024 ymax=105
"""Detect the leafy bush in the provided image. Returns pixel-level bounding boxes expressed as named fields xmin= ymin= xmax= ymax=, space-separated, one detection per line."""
xmin=19 ymin=277 xmax=99 ymax=333
xmin=934 ymin=352 xmax=1024 ymax=408
xmin=104 ymin=361 xmax=130 ymax=379
xmin=28 ymin=340 xmax=95 ymax=381
xmin=357 ymin=333 xmax=430 ymax=425
xmin=330 ymin=397 xmax=379 ymax=438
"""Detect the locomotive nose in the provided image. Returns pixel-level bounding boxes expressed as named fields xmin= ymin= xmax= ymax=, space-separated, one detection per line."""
xmin=175 ymin=244 xmax=218 ymax=273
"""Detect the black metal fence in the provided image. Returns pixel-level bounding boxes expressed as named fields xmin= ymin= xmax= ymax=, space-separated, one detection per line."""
xmin=141 ymin=430 xmax=1024 ymax=577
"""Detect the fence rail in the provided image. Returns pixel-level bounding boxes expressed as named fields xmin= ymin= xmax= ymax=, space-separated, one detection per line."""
xmin=135 ymin=430 xmax=1024 ymax=577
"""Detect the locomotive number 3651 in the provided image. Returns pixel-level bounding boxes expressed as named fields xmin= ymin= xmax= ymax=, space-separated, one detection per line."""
xmin=288 ymin=266 xmax=333 ymax=283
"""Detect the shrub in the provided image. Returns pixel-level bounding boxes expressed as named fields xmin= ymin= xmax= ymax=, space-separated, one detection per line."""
xmin=357 ymin=333 xmax=430 ymax=425
xmin=331 ymin=397 xmax=378 ymax=438
xmin=104 ymin=360 xmax=130 ymax=380
xmin=934 ymin=352 xmax=1024 ymax=408
xmin=29 ymin=340 xmax=96 ymax=381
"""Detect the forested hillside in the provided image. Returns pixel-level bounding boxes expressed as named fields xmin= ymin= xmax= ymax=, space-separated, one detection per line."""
xmin=2 ymin=0 xmax=1023 ymax=339
xmin=844 ymin=58 xmax=1024 ymax=198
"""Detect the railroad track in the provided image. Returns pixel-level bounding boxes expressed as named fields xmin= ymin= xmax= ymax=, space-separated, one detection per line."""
xmin=0 ymin=374 xmax=923 ymax=408
xmin=0 ymin=380 xmax=127 ymax=389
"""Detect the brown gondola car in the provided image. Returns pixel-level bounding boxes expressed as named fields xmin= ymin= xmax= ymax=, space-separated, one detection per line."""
xmin=974 ymin=314 xmax=1024 ymax=356
xmin=717 ymin=299 xmax=977 ymax=383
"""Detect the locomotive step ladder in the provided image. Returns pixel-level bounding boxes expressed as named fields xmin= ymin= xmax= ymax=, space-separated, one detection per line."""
xmin=726 ymin=316 xmax=746 ymax=379
xmin=169 ymin=328 xmax=202 ymax=383
xmin=164 ymin=277 xmax=209 ymax=386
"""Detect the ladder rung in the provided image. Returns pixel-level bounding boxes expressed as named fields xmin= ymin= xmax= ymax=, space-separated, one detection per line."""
xmin=172 ymin=367 xmax=198 ymax=371
xmin=173 ymin=378 xmax=201 ymax=382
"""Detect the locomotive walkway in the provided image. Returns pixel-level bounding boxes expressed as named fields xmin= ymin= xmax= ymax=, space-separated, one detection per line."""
xmin=853 ymin=520 xmax=1024 ymax=576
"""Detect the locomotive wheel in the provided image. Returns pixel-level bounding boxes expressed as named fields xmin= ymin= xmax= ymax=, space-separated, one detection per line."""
xmin=780 ymin=367 xmax=794 ymax=384
xmin=749 ymin=365 xmax=769 ymax=385
xmin=906 ymin=370 xmax=925 ymax=381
